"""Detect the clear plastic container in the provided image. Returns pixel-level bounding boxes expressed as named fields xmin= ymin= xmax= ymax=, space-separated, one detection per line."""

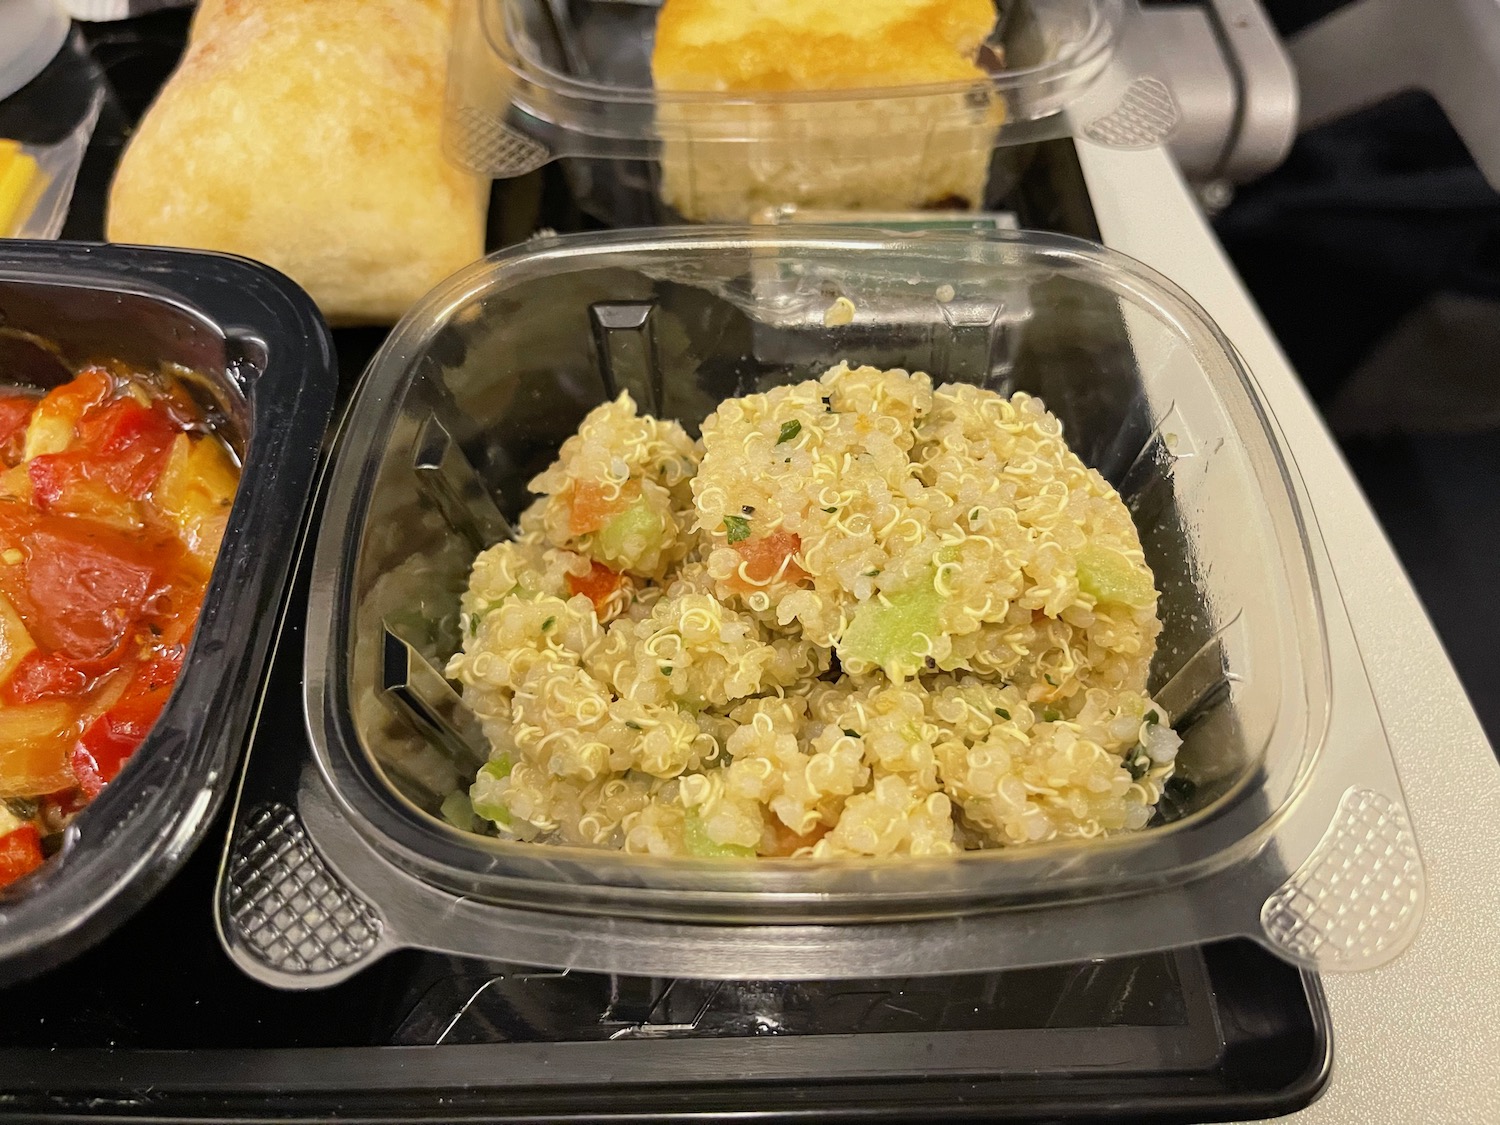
xmin=0 ymin=28 xmax=106 ymax=239
xmin=444 ymin=0 xmax=1181 ymax=224
xmin=0 ymin=240 xmax=337 ymax=985
xmin=220 ymin=227 xmax=1423 ymax=988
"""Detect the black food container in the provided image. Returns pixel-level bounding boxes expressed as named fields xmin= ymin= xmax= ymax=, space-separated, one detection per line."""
xmin=0 ymin=241 xmax=335 ymax=984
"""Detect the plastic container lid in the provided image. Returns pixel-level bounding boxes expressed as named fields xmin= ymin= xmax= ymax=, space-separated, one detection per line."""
xmin=443 ymin=0 xmax=1181 ymax=220
xmin=216 ymin=227 xmax=1423 ymax=988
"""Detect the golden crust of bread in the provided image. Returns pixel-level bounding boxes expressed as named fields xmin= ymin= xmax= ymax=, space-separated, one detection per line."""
xmin=652 ymin=0 xmax=996 ymax=92
xmin=107 ymin=0 xmax=486 ymax=326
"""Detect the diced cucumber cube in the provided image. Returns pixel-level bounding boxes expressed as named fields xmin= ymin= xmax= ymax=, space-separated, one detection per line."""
xmin=1075 ymin=544 xmax=1156 ymax=608
xmin=838 ymin=573 xmax=943 ymax=677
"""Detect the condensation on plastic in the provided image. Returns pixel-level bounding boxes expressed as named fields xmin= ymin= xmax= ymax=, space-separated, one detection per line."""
xmin=0 ymin=242 xmax=336 ymax=985
xmin=214 ymin=227 xmax=1422 ymax=989
xmin=442 ymin=0 xmax=1178 ymax=223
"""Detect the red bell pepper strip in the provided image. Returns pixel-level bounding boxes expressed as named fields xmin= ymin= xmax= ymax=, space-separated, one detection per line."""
xmin=69 ymin=649 xmax=183 ymax=799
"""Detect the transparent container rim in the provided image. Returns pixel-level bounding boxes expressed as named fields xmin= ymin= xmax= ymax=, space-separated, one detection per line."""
xmin=306 ymin=223 xmax=1331 ymax=914
xmin=488 ymin=0 xmax=1125 ymax=109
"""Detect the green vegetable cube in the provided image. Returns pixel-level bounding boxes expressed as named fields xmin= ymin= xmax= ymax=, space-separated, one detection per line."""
xmin=469 ymin=754 xmax=515 ymax=827
xmin=439 ymin=791 xmax=476 ymax=833
xmin=838 ymin=572 xmax=943 ymax=678
xmin=1075 ymin=544 xmax=1156 ymax=608
xmin=598 ymin=498 xmax=664 ymax=561
xmin=683 ymin=809 xmax=756 ymax=858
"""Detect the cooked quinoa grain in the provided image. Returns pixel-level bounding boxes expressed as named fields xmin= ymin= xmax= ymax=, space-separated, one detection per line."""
xmin=444 ymin=364 xmax=1181 ymax=858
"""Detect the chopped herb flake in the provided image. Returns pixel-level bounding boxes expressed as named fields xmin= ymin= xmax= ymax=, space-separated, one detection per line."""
xmin=1041 ymin=707 xmax=1062 ymax=722
xmin=742 ymin=505 xmax=756 ymax=515
xmin=994 ymin=707 xmax=1011 ymax=720
xmin=822 ymin=506 xmax=838 ymax=514
xmin=541 ymin=616 xmax=555 ymax=631
xmin=1044 ymin=673 xmax=1058 ymax=686
xmin=625 ymin=720 xmax=642 ymax=731
xmin=660 ymin=665 xmax=673 ymax=676
xmin=863 ymin=568 xmax=881 ymax=577
xmin=970 ymin=508 xmax=981 ymax=521
xmin=1145 ymin=710 xmax=1160 ymax=725
xmin=777 ymin=419 xmax=802 ymax=444
xmin=468 ymin=615 xmax=479 ymax=637
xmin=842 ymin=729 xmax=860 ymax=738
xmin=723 ymin=515 xmax=751 ymax=543
xmin=1127 ymin=754 xmax=1149 ymax=781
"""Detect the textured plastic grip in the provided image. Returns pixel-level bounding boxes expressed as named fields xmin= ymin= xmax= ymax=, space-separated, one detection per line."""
xmin=224 ymin=802 xmax=384 ymax=977
xmin=449 ymin=105 xmax=552 ymax=177
xmin=1082 ymin=76 xmax=1179 ymax=148
xmin=1260 ymin=787 xmax=1424 ymax=971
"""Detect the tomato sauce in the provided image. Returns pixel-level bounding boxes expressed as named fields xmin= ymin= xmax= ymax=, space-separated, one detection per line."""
xmin=0 ymin=362 xmax=240 ymax=889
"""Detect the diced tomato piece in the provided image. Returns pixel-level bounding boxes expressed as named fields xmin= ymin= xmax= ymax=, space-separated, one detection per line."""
xmin=23 ymin=368 xmax=111 ymax=459
xmin=49 ymin=367 xmax=112 ymax=410
xmin=74 ymin=398 xmax=178 ymax=499
xmin=25 ymin=454 xmax=73 ymax=509
xmin=26 ymin=399 xmax=176 ymax=516
xmin=69 ymin=649 xmax=182 ymax=799
xmin=566 ymin=560 xmax=625 ymax=614
xmin=0 ymin=395 xmax=37 ymax=463
xmin=0 ymin=825 xmax=45 ymax=888
xmin=726 ymin=530 xmax=808 ymax=593
xmin=135 ymin=648 xmax=184 ymax=692
xmin=1 ymin=650 xmax=93 ymax=704
xmin=567 ymin=481 xmax=632 ymax=536
xmin=22 ymin=524 xmax=158 ymax=660
xmin=70 ymin=722 xmax=130 ymax=799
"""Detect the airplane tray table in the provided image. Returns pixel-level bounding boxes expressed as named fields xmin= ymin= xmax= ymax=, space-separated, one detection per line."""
xmin=3 ymin=10 xmax=1462 ymax=1123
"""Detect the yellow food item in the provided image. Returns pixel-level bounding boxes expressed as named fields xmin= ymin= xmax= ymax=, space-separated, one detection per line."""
xmin=0 ymin=592 xmax=36 ymax=687
xmin=153 ymin=432 xmax=240 ymax=578
xmin=0 ymin=140 xmax=42 ymax=238
xmin=650 ymin=0 xmax=1003 ymax=220
xmin=653 ymin=0 xmax=999 ymax=92
xmin=106 ymin=0 xmax=487 ymax=325
xmin=0 ymin=702 xmax=78 ymax=799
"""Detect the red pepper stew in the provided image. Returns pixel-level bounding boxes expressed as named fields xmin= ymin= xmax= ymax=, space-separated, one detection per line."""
xmin=0 ymin=363 xmax=239 ymax=889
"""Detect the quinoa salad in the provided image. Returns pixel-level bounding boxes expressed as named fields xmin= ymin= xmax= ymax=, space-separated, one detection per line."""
xmin=441 ymin=363 xmax=1182 ymax=858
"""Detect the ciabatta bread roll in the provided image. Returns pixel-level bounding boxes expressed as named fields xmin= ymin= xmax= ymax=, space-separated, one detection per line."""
xmin=108 ymin=0 xmax=486 ymax=325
